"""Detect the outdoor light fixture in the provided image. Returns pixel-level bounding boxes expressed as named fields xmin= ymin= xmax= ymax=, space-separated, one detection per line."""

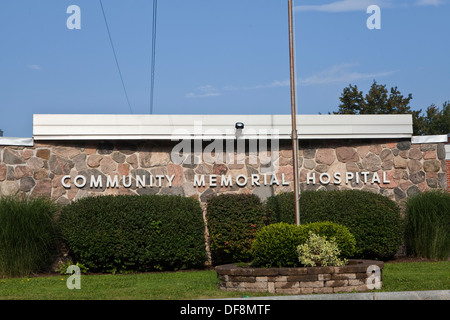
xmin=235 ymin=122 xmax=244 ymax=130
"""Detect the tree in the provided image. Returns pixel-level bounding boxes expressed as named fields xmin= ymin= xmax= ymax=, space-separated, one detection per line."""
xmin=334 ymin=80 xmax=449 ymax=135
xmin=414 ymin=101 xmax=450 ymax=136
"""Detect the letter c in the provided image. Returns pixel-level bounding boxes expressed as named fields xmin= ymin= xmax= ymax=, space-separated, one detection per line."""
xmin=62 ymin=175 xmax=71 ymax=189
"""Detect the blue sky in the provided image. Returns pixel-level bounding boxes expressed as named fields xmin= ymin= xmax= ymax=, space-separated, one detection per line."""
xmin=0 ymin=0 xmax=449 ymax=137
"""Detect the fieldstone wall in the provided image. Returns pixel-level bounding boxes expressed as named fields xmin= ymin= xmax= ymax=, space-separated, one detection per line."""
xmin=0 ymin=138 xmax=447 ymax=206
xmin=215 ymin=259 xmax=384 ymax=295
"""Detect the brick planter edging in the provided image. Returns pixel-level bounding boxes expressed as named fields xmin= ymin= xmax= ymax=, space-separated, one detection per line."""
xmin=215 ymin=259 xmax=384 ymax=295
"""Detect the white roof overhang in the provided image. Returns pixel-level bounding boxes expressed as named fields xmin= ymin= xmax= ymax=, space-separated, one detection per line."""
xmin=32 ymin=114 xmax=413 ymax=141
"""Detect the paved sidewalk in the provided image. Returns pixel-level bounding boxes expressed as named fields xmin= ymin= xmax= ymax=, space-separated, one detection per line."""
xmin=223 ymin=290 xmax=450 ymax=300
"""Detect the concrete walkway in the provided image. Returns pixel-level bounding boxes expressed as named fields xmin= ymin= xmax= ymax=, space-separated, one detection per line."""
xmin=223 ymin=290 xmax=450 ymax=300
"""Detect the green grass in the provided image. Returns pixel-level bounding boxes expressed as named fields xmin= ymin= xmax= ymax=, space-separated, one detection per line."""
xmin=0 ymin=262 xmax=448 ymax=300
xmin=381 ymin=261 xmax=450 ymax=292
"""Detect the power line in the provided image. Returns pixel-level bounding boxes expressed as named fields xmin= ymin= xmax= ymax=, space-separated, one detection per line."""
xmin=99 ymin=0 xmax=133 ymax=114
xmin=150 ymin=0 xmax=158 ymax=114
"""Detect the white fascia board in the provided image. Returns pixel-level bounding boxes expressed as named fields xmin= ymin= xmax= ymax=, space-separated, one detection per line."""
xmin=411 ymin=134 xmax=448 ymax=144
xmin=0 ymin=137 xmax=34 ymax=146
xmin=33 ymin=114 xmax=413 ymax=141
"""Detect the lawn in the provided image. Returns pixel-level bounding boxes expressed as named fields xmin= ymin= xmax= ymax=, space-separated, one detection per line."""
xmin=0 ymin=261 xmax=448 ymax=300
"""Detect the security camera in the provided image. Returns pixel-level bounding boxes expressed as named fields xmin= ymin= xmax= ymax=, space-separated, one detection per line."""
xmin=235 ymin=122 xmax=244 ymax=130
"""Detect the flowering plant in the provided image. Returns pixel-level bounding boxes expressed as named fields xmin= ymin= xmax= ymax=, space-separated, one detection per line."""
xmin=297 ymin=232 xmax=347 ymax=267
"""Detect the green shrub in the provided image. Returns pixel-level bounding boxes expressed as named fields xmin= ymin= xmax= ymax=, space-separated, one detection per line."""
xmin=297 ymin=232 xmax=347 ymax=267
xmin=58 ymin=195 xmax=207 ymax=273
xmin=251 ymin=221 xmax=355 ymax=267
xmin=0 ymin=196 xmax=59 ymax=278
xmin=297 ymin=221 xmax=356 ymax=259
xmin=206 ymin=194 xmax=266 ymax=265
xmin=251 ymin=222 xmax=304 ymax=267
xmin=265 ymin=190 xmax=404 ymax=260
xmin=266 ymin=192 xmax=296 ymax=224
xmin=405 ymin=190 xmax=450 ymax=260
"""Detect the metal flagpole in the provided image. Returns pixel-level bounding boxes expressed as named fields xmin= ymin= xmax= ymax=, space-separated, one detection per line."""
xmin=288 ymin=0 xmax=301 ymax=226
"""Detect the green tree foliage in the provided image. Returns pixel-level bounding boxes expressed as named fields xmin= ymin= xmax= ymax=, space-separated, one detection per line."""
xmin=414 ymin=101 xmax=450 ymax=136
xmin=334 ymin=80 xmax=449 ymax=135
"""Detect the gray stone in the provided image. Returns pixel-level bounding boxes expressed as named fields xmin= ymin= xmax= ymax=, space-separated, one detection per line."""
xmin=3 ymin=149 xmax=23 ymax=164
xmin=406 ymin=185 xmax=420 ymax=198
xmin=0 ymin=164 xmax=6 ymax=181
xmin=437 ymin=173 xmax=446 ymax=189
xmin=437 ymin=144 xmax=445 ymax=160
xmin=252 ymin=186 xmax=274 ymax=202
xmin=115 ymin=141 xmax=137 ymax=155
xmin=304 ymin=159 xmax=316 ymax=170
xmin=380 ymin=149 xmax=393 ymax=161
xmin=336 ymin=147 xmax=359 ymax=163
xmin=362 ymin=153 xmax=381 ymax=172
xmin=19 ymin=177 xmax=36 ymax=192
xmin=1 ymin=181 xmax=19 ymax=196
xmin=420 ymin=144 xmax=436 ymax=152
xmin=136 ymin=187 xmax=159 ymax=196
xmin=303 ymin=149 xmax=316 ymax=159
xmin=407 ymin=160 xmax=422 ymax=174
xmin=426 ymin=178 xmax=438 ymax=188
xmin=49 ymin=155 xmax=74 ymax=175
xmin=408 ymin=148 xmax=422 ymax=160
xmin=98 ymin=141 xmax=114 ymax=155
xmin=184 ymin=168 xmax=195 ymax=182
xmin=381 ymin=160 xmax=393 ymax=170
xmin=315 ymin=164 xmax=328 ymax=173
xmin=394 ymin=187 xmax=406 ymax=201
xmin=7 ymin=166 xmax=14 ymax=180
xmin=423 ymin=160 xmax=441 ymax=172
xmin=73 ymin=153 xmax=87 ymax=171
xmin=31 ymin=180 xmax=52 ymax=198
xmin=200 ymin=188 xmax=216 ymax=202
xmin=397 ymin=141 xmax=411 ymax=151
xmin=410 ymin=171 xmax=425 ymax=184
xmin=160 ymin=186 xmax=185 ymax=196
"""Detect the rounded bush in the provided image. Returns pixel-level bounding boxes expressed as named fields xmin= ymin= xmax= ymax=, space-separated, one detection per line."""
xmin=265 ymin=190 xmax=404 ymax=260
xmin=251 ymin=222 xmax=303 ymax=267
xmin=405 ymin=190 xmax=450 ymax=260
xmin=297 ymin=221 xmax=356 ymax=259
xmin=58 ymin=195 xmax=207 ymax=273
xmin=206 ymin=194 xmax=266 ymax=265
xmin=251 ymin=221 xmax=355 ymax=267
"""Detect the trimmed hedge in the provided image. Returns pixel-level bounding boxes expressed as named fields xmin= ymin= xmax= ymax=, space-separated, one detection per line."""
xmin=251 ymin=221 xmax=356 ymax=267
xmin=405 ymin=190 xmax=450 ymax=260
xmin=0 ymin=196 xmax=59 ymax=278
xmin=266 ymin=190 xmax=404 ymax=260
xmin=251 ymin=222 xmax=302 ymax=267
xmin=58 ymin=195 xmax=207 ymax=273
xmin=206 ymin=194 xmax=267 ymax=265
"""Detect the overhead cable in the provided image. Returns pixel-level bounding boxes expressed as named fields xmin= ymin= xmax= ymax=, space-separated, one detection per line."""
xmin=99 ymin=0 xmax=133 ymax=114
xmin=150 ymin=0 xmax=158 ymax=114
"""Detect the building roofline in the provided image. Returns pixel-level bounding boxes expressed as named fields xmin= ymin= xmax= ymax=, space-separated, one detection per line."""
xmin=32 ymin=114 xmax=413 ymax=141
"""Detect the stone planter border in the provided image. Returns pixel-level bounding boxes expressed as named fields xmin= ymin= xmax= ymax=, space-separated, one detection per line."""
xmin=215 ymin=259 xmax=384 ymax=295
